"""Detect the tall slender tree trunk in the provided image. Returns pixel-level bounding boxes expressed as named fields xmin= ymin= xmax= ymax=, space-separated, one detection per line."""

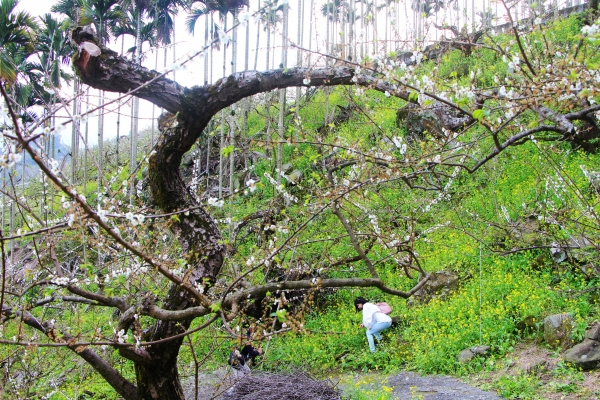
xmin=229 ymin=11 xmax=238 ymax=195
xmin=295 ymin=0 xmax=303 ymax=142
xmin=308 ymin=0 xmax=314 ymax=66
xmin=131 ymin=8 xmax=143 ymax=201
xmin=384 ymin=1 xmax=388 ymax=54
xmin=264 ymin=15 xmax=272 ymax=157
xmin=243 ymin=8 xmax=250 ymax=169
xmin=373 ymin=0 xmax=377 ymax=52
xmin=84 ymin=89 xmax=89 ymax=195
xmin=277 ymin=3 xmax=288 ymax=185
xmin=152 ymin=48 xmax=159 ymax=145
xmin=218 ymin=16 xmax=227 ymax=198
xmin=116 ymin=36 xmax=125 ymax=169
xmin=71 ymin=78 xmax=80 ymax=184
xmin=172 ymin=19 xmax=177 ymax=81
xmin=360 ymin=0 xmax=364 ymax=59
xmin=349 ymin=0 xmax=354 ymax=61
xmin=254 ymin=1 xmax=261 ymax=70
xmin=97 ymin=91 xmax=104 ymax=188
xmin=205 ymin=14 xmax=212 ymax=188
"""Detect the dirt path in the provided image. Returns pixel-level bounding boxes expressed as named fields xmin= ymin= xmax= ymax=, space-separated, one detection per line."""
xmin=186 ymin=369 xmax=502 ymax=399
xmin=386 ymin=372 xmax=501 ymax=399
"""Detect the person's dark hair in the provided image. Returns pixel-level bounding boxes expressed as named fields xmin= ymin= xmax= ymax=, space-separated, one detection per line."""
xmin=354 ymin=297 xmax=368 ymax=312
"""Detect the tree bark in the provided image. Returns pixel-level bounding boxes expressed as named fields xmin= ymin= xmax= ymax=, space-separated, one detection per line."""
xmin=69 ymin=27 xmax=600 ymax=399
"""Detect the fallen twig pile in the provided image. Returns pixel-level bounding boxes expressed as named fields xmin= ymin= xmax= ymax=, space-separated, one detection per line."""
xmin=222 ymin=371 xmax=341 ymax=400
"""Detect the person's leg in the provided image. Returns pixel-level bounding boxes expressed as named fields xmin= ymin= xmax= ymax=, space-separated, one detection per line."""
xmin=366 ymin=321 xmax=392 ymax=350
xmin=365 ymin=329 xmax=376 ymax=352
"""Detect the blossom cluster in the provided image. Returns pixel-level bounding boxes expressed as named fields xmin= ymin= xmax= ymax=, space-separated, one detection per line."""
xmin=264 ymin=172 xmax=298 ymax=203
xmin=0 ymin=145 xmax=22 ymax=169
xmin=207 ymin=197 xmax=225 ymax=207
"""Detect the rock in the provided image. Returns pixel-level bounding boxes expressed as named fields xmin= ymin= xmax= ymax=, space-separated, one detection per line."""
xmin=387 ymin=371 xmax=502 ymax=399
xmin=543 ymin=313 xmax=575 ymax=349
xmin=457 ymin=345 xmax=491 ymax=363
xmin=516 ymin=315 xmax=539 ymax=334
xmin=563 ymin=321 xmax=600 ymax=370
xmin=408 ymin=271 xmax=459 ymax=306
xmin=523 ymin=359 xmax=547 ymax=374
xmin=584 ymin=321 xmax=600 ymax=340
xmin=563 ymin=341 xmax=600 ymax=370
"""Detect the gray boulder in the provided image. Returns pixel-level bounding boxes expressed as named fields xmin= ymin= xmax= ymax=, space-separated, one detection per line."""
xmin=457 ymin=345 xmax=491 ymax=364
xmin=563 ymin=321 xmax=600 ymax=370
xmin=543 ymin=313 xmax=575 ymax=349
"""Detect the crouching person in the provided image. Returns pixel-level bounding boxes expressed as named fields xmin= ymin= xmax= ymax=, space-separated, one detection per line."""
xmin=354 ymin=297 xmax=392 ymax=353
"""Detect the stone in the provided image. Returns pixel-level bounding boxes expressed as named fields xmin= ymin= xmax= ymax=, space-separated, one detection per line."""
xmin=584 ymin=321 xmax=600 ymax=341
xmin=457 ymin=345 xmax=491 ymax=363
xmin=516 ymin=315 xmax=539 ymax=334
xmin=563 ymin=321 xmax=600 ymax=371
xmin=543 ymin=313 xmax=575 ymax=349
xmin=563 ymin=340 xmax=600 ymax=370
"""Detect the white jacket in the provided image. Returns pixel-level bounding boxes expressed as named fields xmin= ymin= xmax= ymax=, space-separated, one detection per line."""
xmin=362 ymin=302 xmax=392 ymax=329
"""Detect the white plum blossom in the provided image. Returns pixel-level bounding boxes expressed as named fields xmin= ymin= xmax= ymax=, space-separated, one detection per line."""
xmin=73 ymin=114 xmax=87 ymax=124
xmin=207 ymin=197 xmax=224 ymax=207
xmin=49 ymin=159 xmax=60 ymax=174
xmin=97 ymin=207 xmax=108 ymax=223
xmin=6 ymin=151 xmax=22 ymax=168
xmin=409 ymin=52 xmax=423 ymax=65
xmin=303 ymin=78 xmax=311 ymax=85
xmin=238 ymin=11 xmax=251 ymax=27
xmin=392 ymin=136 xmax=407 ymax=154
xmin=125 ymin=212 xmax=145 ymax=226
xmin=246 ymin=179 xmax=258 ymax=192
xmin=582 ymin=21 xmax=599 ymax=36
xmin=498 ymin=86 xmax=507 ymax=98
xmin=116 ymin=329 xmax=128 ymax=344
xmin=217 ymin=29 xmax=231 ymax=46
xmin=384 ymin=91 xmax=391 ymax=97
xmin=61 ymin=196 xmax=71 ymax=209
xmin=507 ymin=55 xmax=520 ymax=73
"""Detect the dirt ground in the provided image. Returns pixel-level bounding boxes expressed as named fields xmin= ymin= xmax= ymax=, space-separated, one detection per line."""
xmin=468 ymin=342 xmax=600 ymax=400
xmin=186 ymin=368 xmax=502 ymax=399
xmin=185 ymin=342 xmax=600 ymax=399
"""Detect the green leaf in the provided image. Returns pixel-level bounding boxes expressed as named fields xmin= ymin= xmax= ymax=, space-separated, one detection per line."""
xmin=209 ymin=303 xmax=221 ymax=312
xmin=221 ymin=145 xmax=234 ymax=157
xmin=408 ymin=91 xmax=419 ymax=102
xmin=171 ymin=215 xmax=180 ymax=223
xmin=275 ymin=309 xmax=287 ymax=322
xmin=472 ymin=109 xmax=485 ymax=121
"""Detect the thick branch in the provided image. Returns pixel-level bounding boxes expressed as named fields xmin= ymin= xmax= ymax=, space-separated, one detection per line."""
xmin=66 ymin=285 xmax=129 ymax=312
xmin=8 ymin=313 xmax=140 ymax=400
xmin=534 ymin=105 xmax=575 ymax=134
xmin=71 ymin=31 xmax=185 ymax=113
xmin=137 ymin=277 xmax=431 ymax=322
